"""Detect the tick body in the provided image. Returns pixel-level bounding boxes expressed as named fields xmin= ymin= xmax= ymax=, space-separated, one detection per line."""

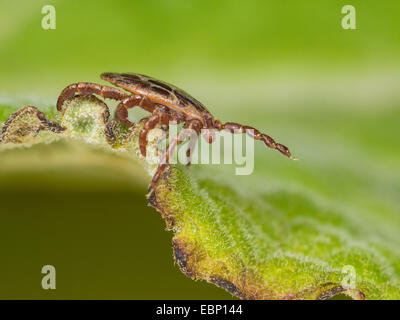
xmin=57 ymin=73 xmax=293 ymax=188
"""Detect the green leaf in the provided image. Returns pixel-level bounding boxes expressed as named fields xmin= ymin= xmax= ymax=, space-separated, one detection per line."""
xmin=1 ymin=97 xmax=399 ymax=299
xmin=150 ymin=164 xmax=400 ymax=299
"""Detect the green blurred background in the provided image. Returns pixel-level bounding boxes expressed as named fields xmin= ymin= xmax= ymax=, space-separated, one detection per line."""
xmin=0 ymin=0 xmax=400 ymax=299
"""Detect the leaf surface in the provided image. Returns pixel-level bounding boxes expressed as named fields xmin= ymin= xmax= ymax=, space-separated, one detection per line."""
xmin=1 ymin=97 xmax=399 ymax=299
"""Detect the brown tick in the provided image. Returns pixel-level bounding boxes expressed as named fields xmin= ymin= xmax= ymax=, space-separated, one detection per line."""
xmin=57 ymin=73 xmax=293 ymax=188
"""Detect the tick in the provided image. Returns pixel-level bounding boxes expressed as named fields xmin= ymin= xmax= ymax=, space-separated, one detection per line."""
xmin=57 ymin=73 xmax=294 ymax=188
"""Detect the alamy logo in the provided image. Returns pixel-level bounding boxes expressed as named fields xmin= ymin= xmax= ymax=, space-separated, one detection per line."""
xmin=41 ymin=265 xmax=56 ymax=290
xmin=341 ymin=5 xmax=356 ymax=30
xmin=41 ymin=5 xmax=56 ymax=30
xmin=145 ymin=124 xmax=255 ymax=176
xmin=341 ymin=265 xmax=356 ymax=289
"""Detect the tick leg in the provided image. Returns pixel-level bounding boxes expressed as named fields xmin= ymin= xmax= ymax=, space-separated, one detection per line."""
xmin=181 ymin=121 xmax=201 ymax=166
xmin=56 ymin=83 xmax=128 ymax=111
xmin=186 ymin=133 xmax=198 ymax=165
xmin=139 ymin=110 xmax=172 ymax=157
xmin=219 ymin=121 xmax=292 ymax=158
xmin=151 ymin=120 xmax=200 ymax=188
xmin=139 ymin=114 xmax=161 ymax=157
xmin=185 ymin=121 xmax=202 ymax=165
xmin=115 ymin=94 xmax=157 ymax=127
